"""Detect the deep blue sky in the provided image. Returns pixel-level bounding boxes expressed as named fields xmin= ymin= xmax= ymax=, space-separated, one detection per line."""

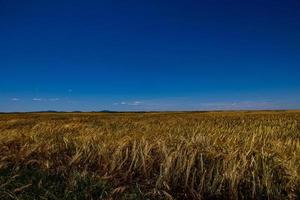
xmin=1 ymin=0 xmax=300 ymax=111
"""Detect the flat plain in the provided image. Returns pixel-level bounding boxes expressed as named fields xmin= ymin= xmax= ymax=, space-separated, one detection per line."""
xmin=0 ymin=111 xmax=299 ymax=199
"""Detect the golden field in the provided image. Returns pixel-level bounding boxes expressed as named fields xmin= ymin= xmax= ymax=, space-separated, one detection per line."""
xmin=0 ymin=111 xmax=299 ymax=199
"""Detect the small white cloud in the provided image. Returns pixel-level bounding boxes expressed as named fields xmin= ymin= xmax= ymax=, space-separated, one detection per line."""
xmin=49 ymin=98 xmax=59 ymax=101
xmin=116 ymin=101 xmax=144 ymax=106
xmin=11 ymin=98 xmax=20 ymax=101
xmin=128 ymin=101 xmax=143 ymax=106
xmin=32 ymin=98 xmax=42 ymax=101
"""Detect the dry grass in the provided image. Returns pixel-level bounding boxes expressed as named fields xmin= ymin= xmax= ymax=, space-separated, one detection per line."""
xmin=0 ymin=111 xmax=299 ymax=199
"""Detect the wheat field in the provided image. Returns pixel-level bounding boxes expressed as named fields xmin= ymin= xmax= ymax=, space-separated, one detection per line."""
xmin=0 ymin=111 xmax=299 ymax=199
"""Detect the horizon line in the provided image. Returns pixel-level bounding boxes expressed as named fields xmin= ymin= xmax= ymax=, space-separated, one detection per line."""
xmin=1 ymin=109 xmax=299 ymax=114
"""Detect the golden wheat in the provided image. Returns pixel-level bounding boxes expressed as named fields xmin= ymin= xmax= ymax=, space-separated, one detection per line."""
xmin=0 ymin=111 xmax=299 ymax=199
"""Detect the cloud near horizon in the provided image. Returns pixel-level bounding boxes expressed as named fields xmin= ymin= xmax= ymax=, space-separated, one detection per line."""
xmin=11 ymin=98 xmax=20 ymax=101
xmin=32 ymin=98 xmax=42 ymax=101
xmin=49 ymin=98 xmax=59 ymax=101
xmin=111 ymin=99 xmax=289 ymax=111
xmin=114 ymin=101 xmax=144 ymax=106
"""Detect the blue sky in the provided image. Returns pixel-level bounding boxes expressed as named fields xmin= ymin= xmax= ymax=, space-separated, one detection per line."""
xmin=1 ymin=0 xmax=300 ymax=111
